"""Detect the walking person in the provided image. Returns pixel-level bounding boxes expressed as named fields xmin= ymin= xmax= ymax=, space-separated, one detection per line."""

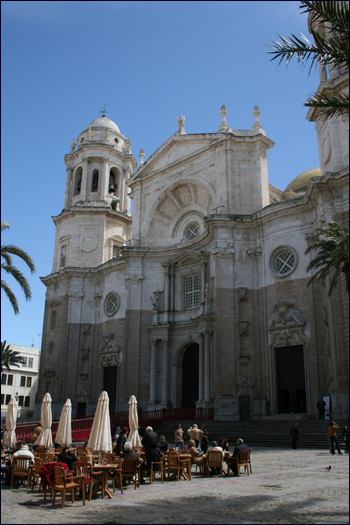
xmin=316 ymin=398 xmax=326 ymax=420
xmin=290 ymin=422 xmax=299 ymax=449
xmin=174 ymin=423 xmax=184 ymax=451
xmin=328 ymin=421 xmax=342 ymax=455
xmin=342 ymin=425 xmax=349 ymax=454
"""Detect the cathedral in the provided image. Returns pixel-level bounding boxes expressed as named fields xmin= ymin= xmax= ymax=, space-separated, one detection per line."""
xmin=35 ymin=18 xmax=349 ymax=423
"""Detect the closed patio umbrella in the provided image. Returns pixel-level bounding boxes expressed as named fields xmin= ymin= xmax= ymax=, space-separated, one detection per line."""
xmin=87 ymin=391 xmax=112 ymax=454
xmin=55 ymin=398 xmax=72 ymax=447
xmin=3 ymin=395 xmax=18 ymax=448
xmin=127 ymin=395 xmax=141 ymax=450
xmin=35 ymin=392 xmax=53 ymax=450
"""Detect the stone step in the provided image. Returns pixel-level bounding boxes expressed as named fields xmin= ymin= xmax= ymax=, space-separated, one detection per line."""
xmin=154 ymin=419 xmax=345 ymax=449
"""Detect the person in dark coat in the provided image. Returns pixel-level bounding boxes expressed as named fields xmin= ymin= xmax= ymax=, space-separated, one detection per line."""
xmin=115 ymin=427 xmax=129 ymax=456
xmin=226 ymin=438 xmax=248 ymax=476
xmin=141 ymin=426 xmax=160 ymax=480
xmin=290 ymin=422 xmax=299 ymax=449
xmin=316 ymin=398 xmax=326 ymax=420
xmin=57 ymin=446 xmax=78 ymax=470
xmin=200 ymin=425 xmax=209 ymax=454
xmin=158 ymin=435 xmax=169 ymax=452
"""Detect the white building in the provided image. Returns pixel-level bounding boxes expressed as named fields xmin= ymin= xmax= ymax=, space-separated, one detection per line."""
xmin=1 ymin=344 xmax=41 ymax=423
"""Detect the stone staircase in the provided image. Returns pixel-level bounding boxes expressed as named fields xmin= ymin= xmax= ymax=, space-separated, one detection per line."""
xmin=154 ymin=418 xmax=347 ymax=449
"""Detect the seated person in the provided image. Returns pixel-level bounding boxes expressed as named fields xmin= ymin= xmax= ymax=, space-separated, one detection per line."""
xmin=158 ymin=435 xmax=169 ymax=452
xmin=120 ymin=441 xmax=144 ymax=485
xmin=187 ymin=439 xmax=205 ymax=465
xmin=226 ymin=438 xmax=248 ymax=476
xmin=219 ymin=438 xmax=230 ymax=452
xmin=57 ymin=446 xmax=78 ymax=471
xmin=11 ymin=442 xmax=34 ymax=487
xmin=206 ymin=440 xmax=224 ymax=476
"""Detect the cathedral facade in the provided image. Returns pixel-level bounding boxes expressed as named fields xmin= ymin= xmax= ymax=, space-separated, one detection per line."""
xmin=35 ymin=33 xmax=349 ymax=422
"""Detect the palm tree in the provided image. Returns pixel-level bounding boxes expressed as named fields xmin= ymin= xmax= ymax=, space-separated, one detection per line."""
xmin=267 ymin=1 xmax=349 ymax=119
xmin=305 ymin=222 xmax=349 ymax=295
xmin=1 ymin=221 xmax=36 ymax=314
xmin=1 ymin=340 xmax=25 ymax=374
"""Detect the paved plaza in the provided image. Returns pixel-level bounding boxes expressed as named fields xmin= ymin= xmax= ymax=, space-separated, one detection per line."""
xmin=1 ymin=448 xmax=349 ymax=524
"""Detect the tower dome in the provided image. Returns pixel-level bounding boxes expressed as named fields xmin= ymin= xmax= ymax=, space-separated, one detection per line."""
xmin=284 ymin=167 xmax=321 ymax=192
xmin=88 ymin=115 xmax=120 ymax=133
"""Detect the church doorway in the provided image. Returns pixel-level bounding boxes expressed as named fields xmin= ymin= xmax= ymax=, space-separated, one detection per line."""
xmin=181 ymin=343 xmax=199 ymax=409
xmin=103 ymin=366 xmax=118 ymax=415
xmin=275 ymin=345 xmax=306 ymax=413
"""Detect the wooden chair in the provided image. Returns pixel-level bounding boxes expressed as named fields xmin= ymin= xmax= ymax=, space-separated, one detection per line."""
xmin=38 ymin=452 xmax=54 ymax=464
xmin=31 ymin=457 xmax=43 ymax=491
xmin=10 ymin=456 xmax=33 ymax=489
xmin=52 ymin=465 xmax=85 ymax=508
xmin=74 ymin=461 xmax=94 ymax=501
xmin=150 ymin=453 xmax=165 ymax=484
xmin=229 ymin=448 xmax=252 ymax=477
xmin=107 ymin=457 xmax=123 ymax=494
xmin=204 ymin=450 xmax=225 ymax=477
xmin=122 ymin=457 xmax=140 ymax=489
xmin=167 ymin=451 xmax=183 ymax=481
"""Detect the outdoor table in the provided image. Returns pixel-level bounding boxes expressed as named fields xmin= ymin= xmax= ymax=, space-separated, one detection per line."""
xmin=92 ymin=463 xmax=122 ymax=499
xmin=167 ymin=453 xmax=192 ymax=481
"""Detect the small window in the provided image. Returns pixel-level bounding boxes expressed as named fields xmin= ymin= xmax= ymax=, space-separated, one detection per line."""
xmin=26 ymin=377 xmax=32 ymax=388
xmin=24 ymin=396 xmax=30 ymax=407
xmin=104 ymin=292 xmax=120 ymax=317
xmin=270 ymin=246 xmax=298 ymax=278
xmin=1 ymin=374 xmax=6 ymax=385
xmin=1 ymin=394 xmax=4 ymax=405
xmin=59 ymin=245 xmax=66 ymax=268
xmin=21 ymin=357 xmax=27 ymax=367
xmin=18 ymin=396 xmax=24 ymax=407
xmin=185 ymin=223 xmax=199 ymax=240
xmin=20 ymin=376 xmax=26 ymax=387
xmin=51 ymin=311 xmax=57 ymax=330
xmin=5 ymin=394 xmax=11 ymax=405
xmin=184 ymin=274 xmax=200 ymax=309
xmin=7 ymin=375 xmax=13 ymax=386
xmin=91 ymin=169 xmax=99 ymax=192
xmin=28 ymin=358 xmax=33 ymax=368
xmin=74 ymin=167 xmax=82 ymax=196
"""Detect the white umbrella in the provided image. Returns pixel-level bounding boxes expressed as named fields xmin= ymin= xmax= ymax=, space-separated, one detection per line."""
xmin=3 ymin=395 xmax=18 ymax=448
xmin=127 ymin=395 xmax=141 ymax=450
xmin=35 ymin=392 xmax=53 ymax=450
xmin=87 ymin=391 xmax=112 ymax=454
xmin=55 ymin=398 xmax=72 ymax=447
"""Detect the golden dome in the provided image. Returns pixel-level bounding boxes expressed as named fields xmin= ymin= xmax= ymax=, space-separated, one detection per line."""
xmin=285 ymin=167 xmax=321 ymax=192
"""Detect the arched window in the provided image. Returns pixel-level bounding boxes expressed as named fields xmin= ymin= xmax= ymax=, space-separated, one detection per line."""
xmin=91 ymin=169 xmax=99 ymax=192
xmin=74 ymin=167 xmax=82 ymax=196
xmin=109 ymin=168 xmax=119 ymax=196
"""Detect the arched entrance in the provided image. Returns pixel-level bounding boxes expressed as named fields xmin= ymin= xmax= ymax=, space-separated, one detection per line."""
xmin=103 ymin=366 xmax=118 ymax=414
xmin=181 ymin=343 xmax=199 ymax=408
xmin=276 ymin=345 xmax=306 ymax=413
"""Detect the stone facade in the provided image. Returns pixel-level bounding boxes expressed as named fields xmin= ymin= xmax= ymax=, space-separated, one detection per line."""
xmin=35 ymin=44 xmax=349 ymax=422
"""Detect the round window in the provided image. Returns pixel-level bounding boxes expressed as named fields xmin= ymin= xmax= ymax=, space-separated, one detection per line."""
xmin=185 ymin=223 xmax=199 ymax=240
xmin=104 ymin=292 xmax=120 ymax=316
xmin=271 ymin=247 xmax=298 ymax=278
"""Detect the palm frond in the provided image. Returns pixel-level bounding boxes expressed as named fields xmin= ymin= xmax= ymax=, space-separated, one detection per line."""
xmin=305 ymin=91 xmax=349 ymax=119
xmin=1 ymin=222 xmax=10 ymax=232
xmin=1 ymin=280 xmax=19 ymax=314
xmin=1 ymin=265 xmax=32 ymax=300
xmin=300 ymin=1 xmax=349 ymax=37
xmin=1 ymin=244 xmax=36 ymax=273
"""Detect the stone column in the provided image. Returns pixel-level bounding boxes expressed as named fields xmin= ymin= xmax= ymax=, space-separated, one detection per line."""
xmin=149 ymin=339 xmax=157 ymax=404
xmin=101 ymin=160 xmax=109 ymax=201
xmin=164 ymin=266 xmax=169 ymax=324
xmin=161 ymin=339 xmax=169 ymax=406
xmin=64 ymin=168 xmax=72 ymax=210
xmin=124 ymin=167 xmax=132 ymax=214
xmin=198 ymin=333 xmax=204 ymax=403
xmin=204 ymin=331 xmax=211 ymax=403
xmin=81 ymin=159 xmax=89 ymax=200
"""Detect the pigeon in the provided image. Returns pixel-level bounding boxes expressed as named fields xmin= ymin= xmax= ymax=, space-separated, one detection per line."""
xmin=325 ymin=465 xmax=332 ymax=471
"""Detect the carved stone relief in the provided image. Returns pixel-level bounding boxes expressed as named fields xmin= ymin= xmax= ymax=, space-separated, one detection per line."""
xmin=268 ymin=301 xmax=309 ymax=349
xmin=100 ymin=334 xmax=122 ymax=367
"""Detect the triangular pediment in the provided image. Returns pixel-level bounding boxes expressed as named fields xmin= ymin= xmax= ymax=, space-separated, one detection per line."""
xmin=131 ymin=133 xmax=220 ymax=183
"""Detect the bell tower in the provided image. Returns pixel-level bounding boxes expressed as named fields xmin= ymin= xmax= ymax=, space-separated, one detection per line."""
xmin=306 ymin=9 xmax=349 ymax=178
xmin=52 ymin=115 xmax=137 ymax=270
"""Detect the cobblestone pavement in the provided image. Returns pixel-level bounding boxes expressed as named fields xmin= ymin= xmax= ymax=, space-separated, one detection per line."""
xmin=1 ymin=448 xmax=349 ymax=524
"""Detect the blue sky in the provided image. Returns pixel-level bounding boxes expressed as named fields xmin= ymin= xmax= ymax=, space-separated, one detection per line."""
xmin=1 ymin=1 xmax=320 ymax=349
